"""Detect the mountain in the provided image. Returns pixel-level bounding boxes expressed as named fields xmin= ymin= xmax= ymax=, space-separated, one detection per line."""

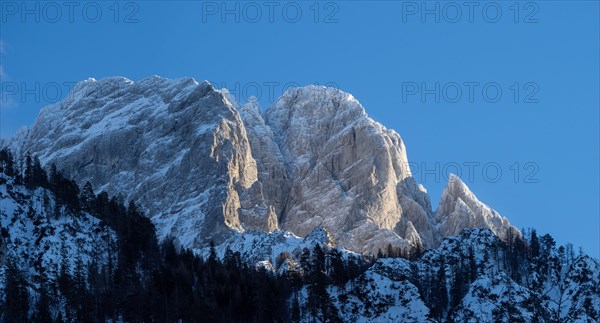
xmin=0 ymin=164 xmax=116 ymax=285
xmin=293 ymin=228 xmax=600 ymax=322
xmin=436 ymin=173 xmax=519 ymax=241
xmin=238 ymin=85 xmax=437 ymax=253
xmin=3 ymin=76 xmax=517 ymax=255
xmin=0 ymin=151 xmax=291 ymax=322
xmin=0 ymin=149 xmax=598 ymax=322
xmin=8 ymin=76 xmax=264 ymax=250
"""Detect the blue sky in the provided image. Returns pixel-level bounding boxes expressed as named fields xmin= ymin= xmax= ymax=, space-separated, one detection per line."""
xmin=1 ymin=1 xmax=598 ymax=257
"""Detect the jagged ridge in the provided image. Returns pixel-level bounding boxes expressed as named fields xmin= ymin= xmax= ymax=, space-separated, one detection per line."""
xmin=3 ymin=76 xmax=518 ymax=255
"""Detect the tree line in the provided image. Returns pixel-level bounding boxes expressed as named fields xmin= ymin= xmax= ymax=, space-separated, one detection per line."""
xmin=0 ymin=149 xmax=371 ymax=322
xmin=1 ymin=149 xmax=596 ymax=322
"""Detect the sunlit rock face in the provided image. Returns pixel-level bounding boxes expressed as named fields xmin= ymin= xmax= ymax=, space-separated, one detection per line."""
xmin=260 ymin=86 xmax=437 ymax=253
xmin=435 ymin=173 xmax=518 ymax=240
xmin=11 ymin=76 xmax=517 ymax=254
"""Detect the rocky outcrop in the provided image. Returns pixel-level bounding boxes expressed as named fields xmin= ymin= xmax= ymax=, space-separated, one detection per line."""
xmin=8 ymin=76 xmax=518 ymax=254
xmin=260 ymin=86 xmax=437 ymax=253
xmin=435 ymin=173 xmax=518 ymax=240
xmin=17 ymin=76 xmax=267 ymax=247
xmin=235 ymin=96 xmax=288 ymax=233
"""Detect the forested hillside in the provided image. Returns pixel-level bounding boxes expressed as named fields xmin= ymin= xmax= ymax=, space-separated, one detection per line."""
xmin=0 ymin=148 xmax=598 ymax=322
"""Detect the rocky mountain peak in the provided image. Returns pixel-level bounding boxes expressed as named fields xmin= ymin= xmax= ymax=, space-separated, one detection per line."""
xmin=435 ymin=173 xmax=518 ymax=241
xmin=6 ymin=77 xmax=519 ymax=255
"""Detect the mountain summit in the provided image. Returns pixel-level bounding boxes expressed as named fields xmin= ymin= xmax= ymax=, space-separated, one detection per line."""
xmin=436 ymin=173 xmax=518 ymax=241
xmin=5 ymin=76 xmax=517 ymax=254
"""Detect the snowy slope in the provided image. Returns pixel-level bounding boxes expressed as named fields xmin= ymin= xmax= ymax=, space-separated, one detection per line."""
xmin=1 ymin=157 xmax=597 ymax=322
xmin=11 ymin=76 xmax=266 ymax=250
xmin=0 ymin=173 xmax=116 ymax=289
xmin=311 ymin=228 xmax=600 ymax=322
xmin=199 ymin=226 xmax=336 ymax=265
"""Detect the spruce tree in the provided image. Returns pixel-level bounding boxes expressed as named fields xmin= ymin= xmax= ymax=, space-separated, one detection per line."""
xmin=24 ymin=154 xmax=35 ymax=190
xmin=449 ymin=264 xmax=465 ymax=309
xmin=33 ymin=285 xmax=53 ymax=322
xmin=0 ymin=148 xmax=15 ymax=176
xmin=208 ymin=240 xmax=218 ymax=270
xmin=300 ymin=247 xmax=311 ymax=280
xmin=32 ymin=156 xmax=48 ymax=188
xmin=291 ymin=291 xmax=301 ymax=322
xmin=530 ymin=229 xmax=540 ymax=259
xmin=80 ymin=181 xmax=96 ymax=212
xmin=328 ymin=248 xmax=347 ymax=289
xmin=431 ymin=260 xmax=448 ymax=319
xmin=3 ymin=259 xmax=30 ymax=322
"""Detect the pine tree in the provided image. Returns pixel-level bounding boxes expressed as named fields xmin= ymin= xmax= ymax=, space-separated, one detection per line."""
xmin=430 ymin=260 xmax=448 ymax=320
xmin=467 ymin=247 xmax=477 ymax=283
xmin=73 ymin=253 xmax=89 ymax=318
xmin=3 ymin=259 xmax=30 ymax=322
xmin=312 ymin=244 xmax=326 ymax=277
xmin=223 ymin=247 xmax=237 ymax=268
xmin=300 ymin=247 xmax=311 ymax=280
xmin=530 ymin=229 xmax=540 ymax=259
xmin=49 ymin=163 xmax=60 ymax=193
xmin=33 ymin=284 xmax=53 ymax=322
xmin=328 ymin=248 xmax=347 ymax=289
xmin=24 ymin=153 xmax=35 ymax=190
xmin=208 ymin=240 xmax=218 ymax=269
xmin=32 ymin=156 xmax=48 ymax=188
xmin=80 ymin=181 xmax=95 ymax=212
xmin=65 ymin=179 xmax=81 ymax=212
xmin=307 ymin=244 xmax=339 ymax=321
xmin=412 ymin=241 xmax=424 ymax=260
xmin=163 ymin=236 xmax=178 ymax=266
xmin=449 ymin=263 xmax=465 ymax=309
xmin=58 ymin=243 xmax=74 ymax=299
xmin=0 ymin=148 xmax=15 ymax=176
xmin=291 ymin=291 xmax=301 ymax=322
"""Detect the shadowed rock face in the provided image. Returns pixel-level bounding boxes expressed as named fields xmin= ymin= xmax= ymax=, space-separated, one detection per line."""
xmin=10 ymin=76 xmax=518 ymax=254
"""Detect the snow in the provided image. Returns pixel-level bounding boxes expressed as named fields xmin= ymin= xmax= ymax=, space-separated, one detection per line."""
xmin=6 ymin=75 xmax=523 ymax=257
xmin=0 ymin=76 xmax=598 ymax=322
xmin=0 ymin=174 xmax=117 ymax=288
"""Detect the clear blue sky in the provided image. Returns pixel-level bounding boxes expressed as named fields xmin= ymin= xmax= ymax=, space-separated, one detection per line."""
xmin=1 ymin=1 xmax=598 ymax=257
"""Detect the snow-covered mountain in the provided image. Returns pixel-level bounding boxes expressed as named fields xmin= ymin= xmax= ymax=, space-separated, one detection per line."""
xmin=436 ymin=173 xmax=519 ymax=241
xmin=0 ymin=154 xmax=597 ymax=322
xmin=0 ymin=169 xmax=116 ymax=291
xmin=3 ymin=76 xmax=517 ymax=255
xmin=292 ymin=228 xmax=600 ymax=322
